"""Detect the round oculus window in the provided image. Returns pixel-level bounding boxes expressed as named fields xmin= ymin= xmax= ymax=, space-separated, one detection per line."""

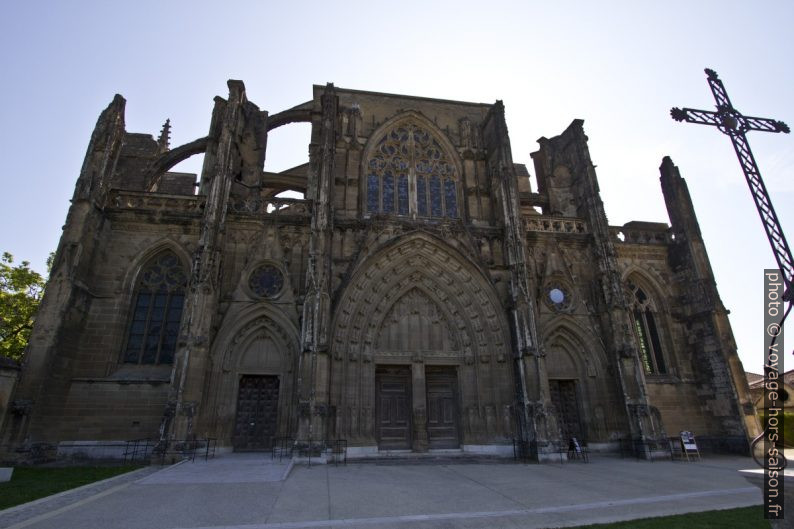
xmin=249 ymin=264 xmax=284 ymax=298
xmin=543 ymin=282 xmax=573 ymax=312
xmin=549 ymin=288 xmax=565 ymax=304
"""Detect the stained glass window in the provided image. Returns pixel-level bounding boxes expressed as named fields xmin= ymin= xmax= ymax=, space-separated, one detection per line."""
xmin=444 ymin=179 xmax=458 ymax=218
xmin=398 ymin=175 xmax=409 ymax=215
xmin=249 ymin=264 xmax=285 ymax=298
xmin=365 ymin=122 xmax=459 ymax=219
xmin=367 ymin=174 xmax=379 ymax=213
xmin=628 ymin=282 xmax=667 ymax=374
xmin=383 ymin=174 xmax=394 ymax=213
xmin=430 ymin=175 xmax=442 ymax=217
xmin=417 ymin=175 xmax=428 ymax=216
xmin=124 ymin=251 xmax=187 ymax=365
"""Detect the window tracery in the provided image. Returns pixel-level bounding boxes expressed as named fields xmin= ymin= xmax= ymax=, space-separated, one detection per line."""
xmin=366 ymin=123 xmax=459 ymax=218
xmin=627 ymin=281 xmax=666 ymax=374
xmin=124 ymin=250 xmax=187 ymax=365
xmin=248 ymin=264 xmax=285 ymax=298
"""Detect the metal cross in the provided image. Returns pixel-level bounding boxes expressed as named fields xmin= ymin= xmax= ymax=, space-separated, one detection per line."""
xmin=671 ymin=68 xmax=792 ymax=300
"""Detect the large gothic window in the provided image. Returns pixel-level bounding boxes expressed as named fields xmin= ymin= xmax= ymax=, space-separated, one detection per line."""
xmin=124 ymin=251 xmax=187 ymax=365
xmin=366 ymin=123 xmax=459 ymax=218
xmin=627 ymin=281 xmax=667 ymax=374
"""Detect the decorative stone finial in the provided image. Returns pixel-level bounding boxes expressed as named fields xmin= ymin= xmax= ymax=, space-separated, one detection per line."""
xmin=157 ymin=119 xmax=171 ymax=153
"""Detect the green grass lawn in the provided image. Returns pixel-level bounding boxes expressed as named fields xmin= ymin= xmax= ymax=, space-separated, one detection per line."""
xmin=572 ymin=505 xmax=770 ymax=528
xmin=0 ymin=466 xmax=140 ymax=510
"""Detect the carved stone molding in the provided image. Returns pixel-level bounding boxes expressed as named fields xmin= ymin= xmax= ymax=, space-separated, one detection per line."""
xmin=110 ymin=190 xmax=205 ymax=215
xmin=526 ymin=216 xmax=587 ymax=234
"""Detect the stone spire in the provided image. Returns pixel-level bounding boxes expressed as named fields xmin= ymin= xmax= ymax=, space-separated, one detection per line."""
xmin=157 ymin=119 xmax=171 ymax=153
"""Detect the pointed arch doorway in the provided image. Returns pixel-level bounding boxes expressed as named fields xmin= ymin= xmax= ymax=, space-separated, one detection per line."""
xmin=206 ymin=307 xmax=299 ymax=452
xmin=229 ymin=327 xmax=287 ymax=451
xmin=330 ymin=233 xmax=514 ymax=452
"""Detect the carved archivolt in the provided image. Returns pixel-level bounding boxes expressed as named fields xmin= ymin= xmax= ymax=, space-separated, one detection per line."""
xmin=375 ymin=287 xmax=460 ymax=354
xmin=332 ymin=234 xmax=508 ymax=363
xmin=541 ymin=319 xmax=607 ymax=379
xmin=215 ymin=311 xmax=299 ymax=373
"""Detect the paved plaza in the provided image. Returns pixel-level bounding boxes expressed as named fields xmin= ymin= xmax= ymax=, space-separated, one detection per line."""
xmin=0 ymin=453 xmax=764 ymax=529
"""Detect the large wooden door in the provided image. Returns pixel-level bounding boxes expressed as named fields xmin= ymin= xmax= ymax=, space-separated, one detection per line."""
xmin=376 ymin=366 xmax=412 ymax=450
xmin=549 ymin=379 xmax=584 ymax=441
xmin=426 ymin=367 xmax=460 ymax=449
xmin=233 ymin=375 xmax=280 ymax=451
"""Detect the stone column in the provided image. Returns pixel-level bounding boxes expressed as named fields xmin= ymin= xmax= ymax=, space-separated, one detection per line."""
xmin=536 ymin=121 xmax=663 ymax=448
xmin=167 ymin=81 xmax=247 ymax=443
xmin=411 ymin=361 xmax=428 ymax=452
xmin=482 ymin=101 xmax=559 ymax=461
xmin=298 ymin=84 xmax=337 ymax=445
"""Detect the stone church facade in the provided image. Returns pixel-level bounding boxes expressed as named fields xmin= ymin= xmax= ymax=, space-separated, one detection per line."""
xmin=0 ymin=81 xmax=759 ymax=460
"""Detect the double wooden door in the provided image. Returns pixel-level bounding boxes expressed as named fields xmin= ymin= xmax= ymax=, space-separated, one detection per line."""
xmin=549 ymin=379 xmax=584 ymax=441
xmin=376 ymin=366 xmax=460 ymax=450
xmin=233 ymin=375 xmax=280 ymax=451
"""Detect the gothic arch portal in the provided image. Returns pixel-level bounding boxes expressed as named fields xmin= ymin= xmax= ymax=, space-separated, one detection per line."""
xmin=330 ymin=232 xmax=514 ymax=447
xmin=542 ymin=320 xmax=615 ymax=442
xmin=203 ymin=305 xmax=300 ymax=448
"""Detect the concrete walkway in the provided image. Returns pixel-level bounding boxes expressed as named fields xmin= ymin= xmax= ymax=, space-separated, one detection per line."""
xmin=0 ymin=453 xmax=763 ymax=529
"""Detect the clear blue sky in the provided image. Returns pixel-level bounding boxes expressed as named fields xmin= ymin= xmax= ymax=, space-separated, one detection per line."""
xmin=1 ymin=1 xmax=791 ymax=373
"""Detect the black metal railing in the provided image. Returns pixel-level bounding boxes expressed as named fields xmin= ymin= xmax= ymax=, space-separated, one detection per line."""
xmin=272 ymin=437 xmax=294 ymax=461
xmin=126 ymin=437 xmax=217 ymax=465
xmin=124 ymin=438 xmax=156 ymax=462
xmin=291 ymin=438 xmax=347 ymax=466
xmin=512 ymin=439 xmax=534 ymax=463
xmin=619 ymin=437 xmax=673 ymax=461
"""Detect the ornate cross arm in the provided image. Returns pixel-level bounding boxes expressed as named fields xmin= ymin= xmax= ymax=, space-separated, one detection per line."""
xmin=744 ymin=116 xmax=790 ymax=134
xmin=671 ymin=107 xmax=790 ymax=134
xmin=705 ymin=68 xmax=733 ymax=110
xmin=670 ymin=107 xmax=721 ymax=126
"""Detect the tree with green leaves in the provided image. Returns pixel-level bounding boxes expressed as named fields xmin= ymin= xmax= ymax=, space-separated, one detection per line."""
xmin=0 ymin=252 xmax=49 ymax=362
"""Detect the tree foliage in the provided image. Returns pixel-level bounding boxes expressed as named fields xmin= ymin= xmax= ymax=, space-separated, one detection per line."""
xmin=0 ymin=252 xmax=47 ymax=362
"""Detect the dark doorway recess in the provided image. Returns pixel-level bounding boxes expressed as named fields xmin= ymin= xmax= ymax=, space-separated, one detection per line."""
xmin=233 ymin=375 xmax=280 ymax=451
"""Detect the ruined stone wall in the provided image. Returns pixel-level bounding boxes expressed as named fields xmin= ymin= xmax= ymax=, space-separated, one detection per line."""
xmin=613 ymin=234 xmax=716 ymax=438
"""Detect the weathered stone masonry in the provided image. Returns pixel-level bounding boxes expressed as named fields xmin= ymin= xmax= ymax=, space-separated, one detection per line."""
xmin=0 ymin=81 xmax=759 ymax=461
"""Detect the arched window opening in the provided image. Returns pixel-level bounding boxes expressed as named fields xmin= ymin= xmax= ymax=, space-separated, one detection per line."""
xmin=264 ymin=123 xmax=311 ymax=174
xmin=627 ymin=281 xmax=666 ymax=374
xmin=124 ymin=251 xmax=187 ymax=365
xmin=164 ymin=153 xmax=203 ymax=196
xmin=275 ymin=190 xmax=304 ymax=200
xmin=366 ymin=123 xmax=459 ymax=219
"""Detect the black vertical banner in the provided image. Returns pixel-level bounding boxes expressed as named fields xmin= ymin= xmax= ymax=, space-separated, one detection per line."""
xmin=764 ymin=270 xmax=784 ymax=520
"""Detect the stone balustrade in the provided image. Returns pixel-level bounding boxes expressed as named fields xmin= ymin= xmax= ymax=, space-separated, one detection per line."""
xmin=228 ymin=197 xmax=312 ymax=217
xmin=525 ymin=216 xmax=587 ymax=234
xmin=610 ymin=226 xmax=671 ymax=245
xmin=109 ymin=190 xmax=205 ymax=215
